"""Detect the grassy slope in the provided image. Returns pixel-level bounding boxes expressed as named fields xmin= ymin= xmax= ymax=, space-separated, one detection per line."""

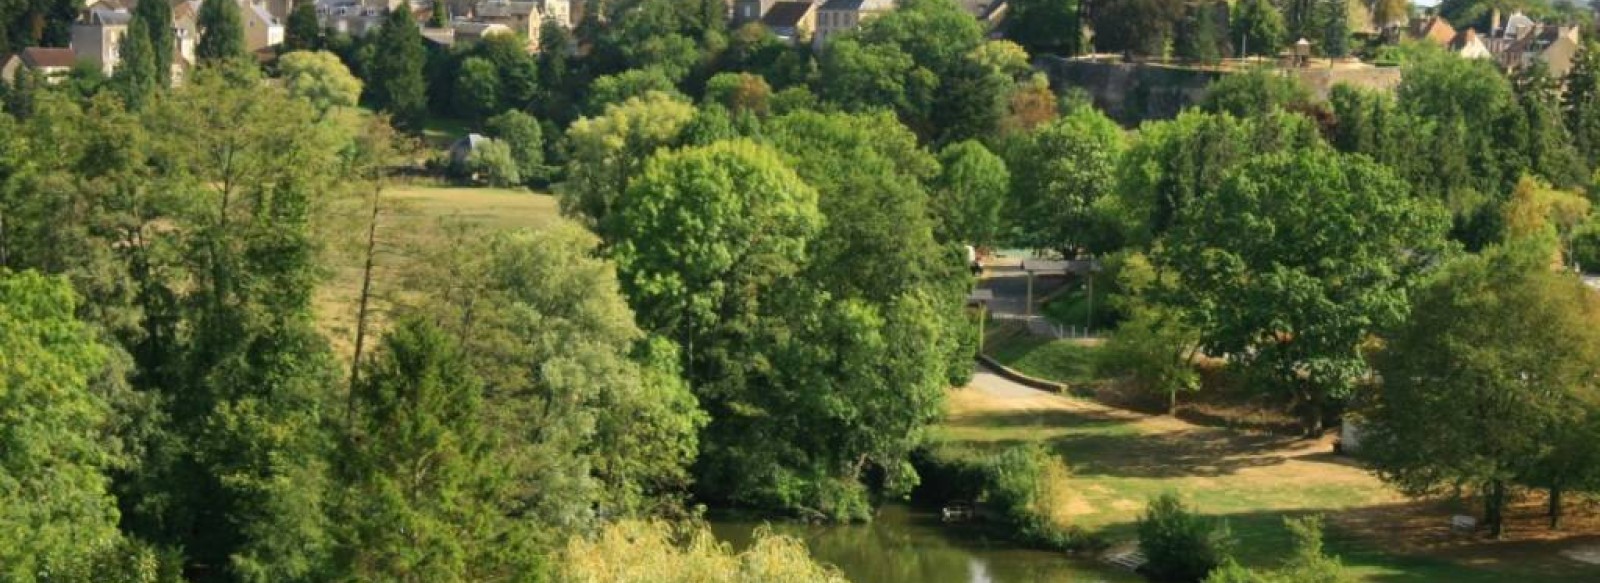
xmin=983 ymin=321 xmax=1101 ymax=384
xmin=315 ymin=185 xmax=561 ymax=359
xmin=946 ymin=357 xmax=1600 ymax=581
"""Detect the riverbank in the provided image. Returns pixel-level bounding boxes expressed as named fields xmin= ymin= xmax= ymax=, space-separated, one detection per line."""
xmin=929 ymin=368 xmax=1600 ymax=581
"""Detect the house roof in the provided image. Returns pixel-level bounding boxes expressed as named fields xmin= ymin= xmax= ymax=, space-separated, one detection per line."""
xmin=1450 ymin=28 xmax=1480 ymax=50
xmin=20 ymin=47 xmax=77 ymax=69
xmin=476 ymin=0 xmax=540 ymax=18
xmin=761 ymin=2 xmax=814 ymax=28
xmin=1410 ymin=15 xmax=1456 ymax=47
xmin=819 ymin=0 xmax=891 ymax=12
xmin=453 ymin=21 xmax=512 ymax=36
xmin=87 ymin=8 xmax=133 ymax=26
xmin=246 ymin=4 xmax=280 ymax=25
xmin=420 ymin=27 xmax=456 ymax=46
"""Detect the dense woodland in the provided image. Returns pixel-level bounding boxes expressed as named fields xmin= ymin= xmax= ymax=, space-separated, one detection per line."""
xmin=8 ymin=0 xmax=1600 ymax=581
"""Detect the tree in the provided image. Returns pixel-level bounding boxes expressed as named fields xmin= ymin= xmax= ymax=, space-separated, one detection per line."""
xmin=1321 ymin=0 xmax=1349 ymax=58
xmin=332 ymin=318 xmax=543 ymax=580
xmin=1003 ymin=105 xmax=1126 ymax=255
xmin=1098 ymin=303 xmax=1202 ymax=415
xmin=1365 ymin=242 xmax=1600 ymax=538
xmin=113 ymin=20 xmax=159 ymax=109
xmin=467 ymin=138 xmax=521 ymax=186
xmin=1206 ymin=516 xmax=1355 ymax=583
xmin=555 ymin=520 xmax=848 ymax=583
xmin=586 ymin=67 xmax=684 ymax=114
xmin=1092 ymin=0 xmax=1185 ymax=58
xmin=1116 ymin=109 xmax=1323 ymax=243
xmin=365 ymin=7 xmax=428 ymax=129
xmin=1003 ymin=0 xmax=1081 ymax=56
xmin=1514 ymin=63 xmax=1587 ymax=189
xmin=1564 ymin=44 xmax=1600 ymax=168
xmin=285 ymin=2 xmax=321 ymax=52
xmin=0 ymin=270 xmax=163 ymax=582
xmin=1162 ymin=148 xmax=1450 ymax=434
xmin=131 ymin=0 xmax=172 ymax=86
xmin=561 ymin=91 xmax=696 ymax=229
xmin=1233 ymin=0 xmax=1286 ymax=57
xmin=932 ymin=140 xmax=1009 ymax=246
xmin=1200 ymin=68 xmax=1313 ymax=118
xmin=485 ymin=109 xmax=546 ymax=185
xmin=410 ymin=221 xmax=707 ymax=525
xmin=279 ymin=50 xmax=363 ymax=117
xmin=703 ymin=71 xmax=772 ymax=117
xmin=1397 ymin=51 xmax=1530 ymax=248
xmin=196 ymin=0 xmax=247 ymax=65
xmin=1139 ymin=493 xmax=1233 ymax=583
xmin=453 ymin=56 xmax=501 ymax=121
xmin=429 ymin=0 xmax=447 ymax=27
xmin=1176 ymin=2 xmax=1229 ymax=63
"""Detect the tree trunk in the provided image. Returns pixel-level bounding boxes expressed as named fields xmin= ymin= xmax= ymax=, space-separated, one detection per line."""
xmin=348 ymin=183 xmax=382 ymax=426
xmin=1486 ymin=479 xmax=1506 ymax=539
xmin=1168 ymin=389 xmax=1177 ymax=416
xmin=1549 ymin=483 xmax=1564 ymax=530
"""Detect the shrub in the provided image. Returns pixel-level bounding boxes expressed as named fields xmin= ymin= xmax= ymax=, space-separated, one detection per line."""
xmin=1138 ymin=493 xmax=1233 ymax=582
xmin=984 ymin=444 xmax=1080 ymax=548
xmin=1204 ymin=516 xmax=1353 ymax=583
xmin=556 ymin=520 xmax=849 ymax=583
xmin=467 ymin=139 xmax=521 ymax=187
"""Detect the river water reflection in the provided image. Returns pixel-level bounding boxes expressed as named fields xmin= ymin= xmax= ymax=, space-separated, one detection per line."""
xmin=709 ymin=504 xmax=1141 ymax=583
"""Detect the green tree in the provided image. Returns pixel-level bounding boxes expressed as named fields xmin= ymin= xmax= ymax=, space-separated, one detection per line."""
xmin=453 ymin=56 xmax=501 ymax=121
xmin=285 ymin=2 xmax=321 ymax=51
xmin=1397 ymin=51 xmax=1530 ymax=248
xmin=131 ymin=0 xmax=172 ymax=86
xmin=0 ymin=270 xmax=165 ymax=582
xmin=586 ymin=67 xmax=684 ymax=114
xmin=561 ymin=91 xmax=696 ymax=228
xmin=1563 ymin=44 xmax=1600 ymax=168
xmin=279 ymin=50 xmax=363 ymax=117
xmin=1004 ymin=105 xmax=1126 ymax=255
xmin=332 ymin=318 xmax=544 ymax=580
xmin=1365 ymin=242 xmax=1600 ymax=538
xmin=1139 ymin=493 xmax=1233 ymax=583
xmin=1321 ymin=0 xmax=1349 ymax=57
xmin=412 ymin=222 xmax=707 ymax=525
xmin=1116 ymin=109 xmax=1323 ymax=243
xmin=1200 ymin=68 xmax=1313 ymax=118
xmin=196 ymin=0 xmax=247 ymax=65
xmin=1233 ymin=0 xmax=1286 ymax=57
xmin=467 ymin=138 xmax=521 ymax=186
xmin=1092 ymin=0 xmax=1185 ymax=57
xmin=1003 ymin=0 xmax=1081 ymax=56
xmin=703 ymin=71 xmax=772 ymax=117
xmin=366 ymin=7 xmax=428 ymax=129
xmin=113 ymin=20 xmax=159 ymax=109
xmin=1514 ymin=63 xmax=1587 ymax=189
xmin=1098 ymin=303 xmax=1202 ymax=415
xmin=485 ymin=109 xmax=546 ymax=185
xmin=1162 ymin=148 xmax=1450 ymax=434
xmin=429 ymin=0 xmax=447 ymax=27
xmin=1206 ymin=516 xmax=1354 ymax=583
xmin=555 ymin=520 xmax=848 ymax=583
xmin=932 ymin=140 xmax=1010 ymax=246
xmin=1176 ymin=2 xmax=1229 ymax=63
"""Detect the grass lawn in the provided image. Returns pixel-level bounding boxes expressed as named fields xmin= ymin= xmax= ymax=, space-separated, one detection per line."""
xmin=314 ymin=184 xmax=560 ymax=358
xmin=983 ymin=321 xmax=1101 ymax=384
xmin=935 ymin=375 xmax=1600 ymax=581
xmin=421 ymin=116 xmax=475 ymax=149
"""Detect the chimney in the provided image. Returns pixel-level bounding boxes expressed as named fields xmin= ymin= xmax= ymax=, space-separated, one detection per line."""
xmin=1491 ymin=8 xmax=1501 ymax=36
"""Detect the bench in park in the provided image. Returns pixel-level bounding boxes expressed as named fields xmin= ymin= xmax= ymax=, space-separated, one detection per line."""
xmin=1450 ymin=515 xmax=1477 ymax=533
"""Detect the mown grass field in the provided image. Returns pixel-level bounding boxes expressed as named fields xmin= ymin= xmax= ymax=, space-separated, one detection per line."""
xmin=314 ymin=184 xmax=561 ymax=358
xmin=949 ymin=345 xmax=1600 ymax=582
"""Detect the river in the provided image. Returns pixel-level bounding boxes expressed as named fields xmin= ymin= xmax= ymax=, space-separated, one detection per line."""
xmin=710 ymin=504 xmax=1141 ymax=583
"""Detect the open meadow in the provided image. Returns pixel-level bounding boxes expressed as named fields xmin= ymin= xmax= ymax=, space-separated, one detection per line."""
xmin=314 ymin=185 xmax=562 ymax=358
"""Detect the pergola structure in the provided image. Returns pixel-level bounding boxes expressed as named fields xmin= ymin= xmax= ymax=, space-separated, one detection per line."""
xmin=966 ymin=288 xmax=994 ymax=352
xmin=1019 ymin=259 xmax=1099 ymax=317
